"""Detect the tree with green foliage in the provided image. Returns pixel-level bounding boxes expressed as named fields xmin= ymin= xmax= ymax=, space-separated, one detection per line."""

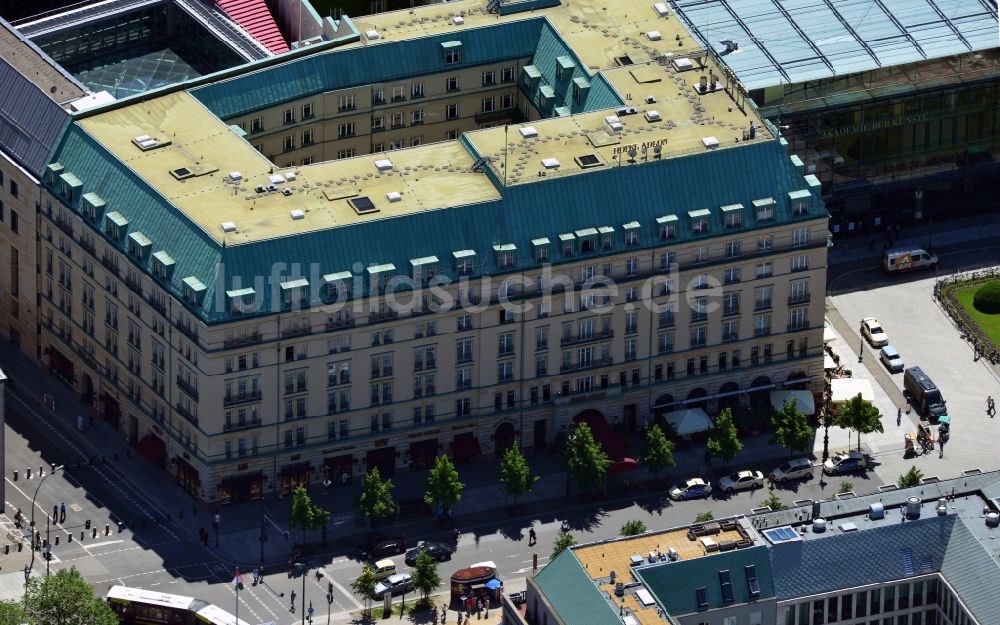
xmin=552 ymin=531 xmax=576 ymax=560
xmin=355 ymin=468 xmax=396 ymax=525
xmin=564 ymin=422 xmax=612 ymax=495
xmin=424 ymin=454 xmax=465 ymax=517
xmin=770 ymin=398 xmax=814 ymax=457
xmin=707 ymin=408 xmax=743 ymax=467
xmin=694 ymin=511 xmax=715 ymax=524
xmin=18 ymin=567 xmax=117 ymax=625
xmin=898 ymin=466 xmax=924 ymax=488
xmin=497 ymin=446 xmax=540 ymax=505
xmin=834 ymin=393 xmax=884 ymax=450
xmin=838 ymin=481 xmax=855 ymax=495
xmin=288 ymin=485 xmax=331 ymax=543
xmin=760 ymin=492 xmax=787 ymax=511
xmin=642 ymin=424 xmax=676 ymax=481
xmin=620 ymin=520 xmax=647 ymax=537
xmin=0 ymin=600 xmax=26 ymax=625
xmin=410 ymin=552 xmax=442 ymax=606
xmin=351 ymin=562 xmax=379 ymax=616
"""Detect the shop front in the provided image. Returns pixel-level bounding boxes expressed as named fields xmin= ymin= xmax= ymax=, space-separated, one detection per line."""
xmin=279 ymin=462 xmax=311 ymax=496
xmin=220 ymin=472 xmax=263 ymax=504
xmin=323 ymin=455 xmax=353 ymax=486
xmin=408 ymin=439 xmax=438 ymax=471
xmin=175 ymin=457 xmax=200 ymax=497
xmin=366 ymin=446 xmax=396 ymax=477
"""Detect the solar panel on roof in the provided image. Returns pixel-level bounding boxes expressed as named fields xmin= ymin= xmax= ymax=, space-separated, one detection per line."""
xmin=349 ymin=196 xmax=378 ymax=215
xmin=744 ymin=565 xmax=760 ymax=597
xmin=695 ymin=587 xmax=708 ymax=608
xmin=779 ymin=527 xmax=796 ymax=539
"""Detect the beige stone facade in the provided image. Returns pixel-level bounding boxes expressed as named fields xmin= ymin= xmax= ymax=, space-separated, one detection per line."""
xmin=0 ymin=154 xmax=40 ymax=360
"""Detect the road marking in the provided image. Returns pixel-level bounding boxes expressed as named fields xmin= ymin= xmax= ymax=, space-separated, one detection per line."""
xmin=329 ymin=577 xmax=363 ymax=610
xmin=86 ymin=540 xmax=125 ymax=549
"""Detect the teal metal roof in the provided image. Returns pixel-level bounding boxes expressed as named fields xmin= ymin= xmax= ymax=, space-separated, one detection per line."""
xmin=533 ymin=549 xmax=621 ymax=625
xmin=670 ymin=0 xmax=999 ymax=90
xmin=941 ymin=517 xmax=1000 ymax=624
xmin=636 ymin=546 xmax=775 ymax=616
xmin=191 ymin=20 xmax=547 ymax=120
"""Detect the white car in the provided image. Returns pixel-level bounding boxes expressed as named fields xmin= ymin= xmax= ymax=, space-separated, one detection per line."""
xmin=718 ymin=470 xmax=765 ymax=494
xmin=861 ymin=317 xmax=888 ymax=347
xmin=668 ymin=478 xmax=712 ymax=500
xmin=769 ymin=458 xmax=813 ymax=483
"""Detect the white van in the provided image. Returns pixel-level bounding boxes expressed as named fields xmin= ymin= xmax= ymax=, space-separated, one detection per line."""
xmin=882 ymin=247 xmax=938 ymax=273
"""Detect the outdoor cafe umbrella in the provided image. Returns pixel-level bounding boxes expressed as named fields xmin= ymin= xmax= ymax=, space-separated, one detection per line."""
xmin=486 ymin=579 xmax=502 ymax=590
xmin=938 ymin=415 xmax=951 ymax=425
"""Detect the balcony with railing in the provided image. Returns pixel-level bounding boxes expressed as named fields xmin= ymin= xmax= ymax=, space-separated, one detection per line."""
xmin=326 ymin=317 xmax=355 ymax=332
xmin=224 ymin=418 xmax=263 ymax=432
xmin=176 ymin=376 xmax=199 ymax=401
xmin=282 ymin=325 xmax=312 ymax=339
xmin=560 ymin=357 xmax=613 ymax=374
xmin=175 ymin=403 xmax=199 ymax=426
xmin=788 ymin=293 xmax=811 ymax=306
xmin=560 ymin=329 xmax=613 ymax=347
xmin=223 ymin=332 xmax=261 ymax=349
xmin=224 ymin=390 xmax=263 ymax=406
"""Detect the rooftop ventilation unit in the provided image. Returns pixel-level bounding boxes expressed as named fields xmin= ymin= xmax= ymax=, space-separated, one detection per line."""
xmin=653 ymin=2 xmax=669 ymax=16
xmin=906 ymin=497 xmax=921 ymax=519
xmin=644 ymin=110 xmax=661 ymax=122
xmin=268 ymin=174 xmax=286 ymax=185
xmin=290 ymin=210 xmax=305 ymax=220
xmin=386 ymin=192 xmax=402 ymax=203
xmin=869 ymin=502 xmax=885 ymax=520
xmin=452 ymin=15 xmax=464 ymax=24
xmin=605 ymin=115 xmax=624 ymax=132
xmin=365 ymin=29 xmax=380 ymax=40
xmin=541 ymin=158 xmax=560 ymax=169
xmin=645 ymin=95 xmax=657 ymax=104
xmin=284 ymin=171 xmax=297 ymax=181
xmin=282 ymin=188 xmax=293 ymax=196
xmin=987 ymin=512 xmax=1000 ymax=528
xmin=349 ymin=196 xmax=378 ymax=215
xmin=673 ymin=58 xmax=693 ymax=72
xmin=701 ymin=136 xmax=719 ymax=149
xmin=519 ymin=126 xmax=538 ymax=139
xmin=812 ymin=518 xmax=827 ymax=533
xmin=646 ymin=31 xmax=662 ymax=41
xmin=374 ymin=158 xmax=393 ymax=172
xmin=227 ymin=172 xmax=243 ymax=183
xmin=132 ymin=134 xmax=166 ymax=151
xmin=220 ymin=222 xmax=236 ymax=233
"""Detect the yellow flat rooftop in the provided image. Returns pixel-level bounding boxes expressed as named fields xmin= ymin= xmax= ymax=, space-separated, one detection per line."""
xmin=79 ymin=92 xmax=501 ymax=245
xmin=77 ymin=0 xmax=769 ymax=245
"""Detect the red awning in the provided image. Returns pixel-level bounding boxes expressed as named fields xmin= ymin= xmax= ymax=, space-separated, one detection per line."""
xmin=135 ymin=434 xmax=166 ymax=465
xmin=608 ymin=458 xmax=638 ymax=475
xmin=574 ymin=410 xmax=628 ymax=461
xmin=450 ymin=437 xmax=482 ymax=462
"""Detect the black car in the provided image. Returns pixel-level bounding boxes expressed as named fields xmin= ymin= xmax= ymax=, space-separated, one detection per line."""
xmin=404 ymin=541 xmax=453 ymax=565
xmin=359 ymin=536 xmax=407 ymax=560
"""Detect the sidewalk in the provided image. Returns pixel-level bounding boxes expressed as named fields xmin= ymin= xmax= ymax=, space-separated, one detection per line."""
xmin=827 ymin=212 xmax=1000 ymax=267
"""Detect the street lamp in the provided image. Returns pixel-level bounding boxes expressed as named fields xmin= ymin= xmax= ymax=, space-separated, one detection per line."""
xmin=822 ymin=405 xmax=832 ymax=462
xmin=296 ymin=562 xmax=308 ymax=625
xmin=28 ymin=464 xmax=63 ymax=582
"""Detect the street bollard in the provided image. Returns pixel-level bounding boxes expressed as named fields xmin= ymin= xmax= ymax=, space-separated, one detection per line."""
xmin=80 ymin=531 xmax=84 ymax=541
xmin=118 ymin=522 xmax=124 ymax=533
xmin=39 ymin=466 xmax=43 ymax=477
xmin=92 ymin=528 xmax=97 ymax=538
xmin=4 ymin=545 xmax=8 ymax=554
xmin=17 ymin=542 xmax=22 ymax=552
xmin=105 ymin=524 xmax=110 ymax=536
xmin=55 ymin=536 xmax=59 ymax=545
xmin=26 ymin=467 xmax=31 ymax=479
xmin=68 ymin=534 xmax=72 ymax=543
xmin=13 ymin=470 xmax=17 ymax=480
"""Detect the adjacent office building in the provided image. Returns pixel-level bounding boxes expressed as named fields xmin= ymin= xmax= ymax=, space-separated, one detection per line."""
xmin=2 ymin=0 xmax=827 ymax=503
xmin=516 ymin=472 xmax=1000 ymax=625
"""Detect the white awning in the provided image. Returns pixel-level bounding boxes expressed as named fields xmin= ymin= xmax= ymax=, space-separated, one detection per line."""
xmin=830 ymin=378 xmax=875 ymax=404
xmin=770 ymin=390 xmax=815 ymax=416
xmin=664 ymin=408 xmax=712 ymax=436
xmin=824 ymin=354 xmax=837 ymax=370
xmin=823 ymin=325 xmax=836 ymax=344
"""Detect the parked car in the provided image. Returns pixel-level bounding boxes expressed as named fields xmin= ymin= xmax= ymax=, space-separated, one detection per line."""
xmin=718 ymin=470 xmax=765 ymax=493
xmin=879 ymin=345 xmax=904 ymax=373
xmin=861 ymin=317 xmax=889 ymax=347
xmin=903 ymin=366 xmax=948 ymax=420
xmin=359 ymin=536 xmax=407 ymax=561
xmin=823 ymin=450 xmax=868 ymax=475
xmin=405 ymin=541 xmax=454 ymax=565
xmin=373 ymin=573 xmax=412 ymax=599
xmin=668 ymin=478 xmax=712 ymax=500
xmin=769 ymin=458 xmax=813 ymax=483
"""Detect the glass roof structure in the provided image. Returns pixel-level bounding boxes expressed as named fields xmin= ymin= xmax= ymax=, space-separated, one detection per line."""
xmin=669 ymin=0 xmax=999 ymax=90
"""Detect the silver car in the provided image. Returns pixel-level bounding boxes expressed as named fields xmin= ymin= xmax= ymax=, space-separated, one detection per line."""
xmin=879 ymin=345 xmax=904 ymax=373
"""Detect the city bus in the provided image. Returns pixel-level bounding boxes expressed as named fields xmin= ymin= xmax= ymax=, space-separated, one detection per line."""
xmin=106 ymin=585 xmax=251 ymax=625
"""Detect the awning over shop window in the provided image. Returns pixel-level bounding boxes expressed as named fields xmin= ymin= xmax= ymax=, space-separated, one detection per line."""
xmin=574 ymin=409 xmax=628 ymax=460
xmin=770 ymin=390 xmax=816 ymax=416
xmin=663 ymin=408 xmax=712 ymax=436
xmin=135 ymin=434 xmax=166 ymax=465
xmin=830 ymin=378 xmax=875 ymax=404
xmin=450 ymin=436 xmax=481 ymax=462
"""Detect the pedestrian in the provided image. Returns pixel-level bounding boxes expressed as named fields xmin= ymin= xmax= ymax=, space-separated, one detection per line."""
xmin=290 ymin=590 xmax=297 ymax=612
xmin=528 ymin=528 xmax=536 ymax=546
xmin=441 ymin=606 xmax=447 ymax=624
xmin=897 ymin=407 xmax=902 ymax=426
xmin=60 ymin=502 xmax=66 ymax=523
xmin=988 ymin=395 xmax=995 ymax=417
xmin=53 ymin=505 xmax=58 ymax=521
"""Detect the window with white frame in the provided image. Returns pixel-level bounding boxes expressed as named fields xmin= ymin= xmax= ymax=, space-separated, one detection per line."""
xmin=791 ymin=254 xmax=809 ymax=272
xmin=338 ymin=94 xmax=355 ymax=111
xmin=282 ymin=134 xmax=295 ymax=150
xmin=391 ymin=85 xmax=405 ymax=101
xmin=301 ymin=129 xmax=314 ymax=145
xmin=501 ymin=66 xmax=514 ymax=82
xmin=372 ymin=88 xmax=385 ymax=105
xmin=625 ymin=229 xmax=639 ymax=246
xmin=754 ymin=313 xmax=771 ymax=336
xmin=756 ymin=261 xmax=772 ymax=278
xmin=692 ymin=217 xmax=710 ymax=233
xmin=411 ymin=82 xmax=424 ymax=98
xmin=301 ymin=102 xmax=314 ymax=118
xmin=338 ymin=122 xmax=355 ymax=138
xmin=410 ymin=136 xmax=423 ymax=147
xmin=758 ymin=234 xmax=773 ymax=251
xmin=250 ymin=117 xmax=263 ymax=133
xmin=372 ymin=116 xmax=384 ymax=132
xmin=724 ymin=208 xmax=742 ymax=228
xmin=390 ymin=112 xmax=404 ymax=129
xmin=445 ymin=48 xmax=461 ymax=64
xmin=756 ymin=202 xmax=774 ymax=222
xmin=501 ymin=93 xmax=514 ymax=109
xmin=412 ymin=110 xmax=424 ymax=125
xmin=337 ymin=148 xmax=356 ymax=159
xmin=482 ymin=70 xmax=496 ymax=86
xmin=724 ymin=267 xmax=741 ymax=284
xmin=482 ymin=97 xmax=496 ymax=113
xmin=792 ymin=227 xmax=810 ymax=247
xmin=446 ymin=77 xmax=459 ymax=92
xmin=283 ymin=108 xmax=295 ymax=124
xmin=446 ymin=103 xmax=459 ymax=119
xmin=725 ymin=240 xmax=742 ymax=258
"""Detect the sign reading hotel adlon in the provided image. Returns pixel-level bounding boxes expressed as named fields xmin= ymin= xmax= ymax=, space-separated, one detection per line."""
xmin=612 ymin=137 xmax=668 ymax=156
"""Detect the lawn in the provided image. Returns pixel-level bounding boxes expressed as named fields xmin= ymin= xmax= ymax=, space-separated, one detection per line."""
xmin=952 ymin=286 xmax=1000 ymax=348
